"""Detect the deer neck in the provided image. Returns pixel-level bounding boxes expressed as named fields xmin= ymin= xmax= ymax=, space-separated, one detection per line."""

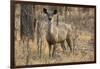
xmin=48 ymin=21 xmax=53 ymax=34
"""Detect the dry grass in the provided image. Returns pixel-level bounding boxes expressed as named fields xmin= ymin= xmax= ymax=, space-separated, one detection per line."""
xmin=15 ymin=30 xmax=95 ymax=66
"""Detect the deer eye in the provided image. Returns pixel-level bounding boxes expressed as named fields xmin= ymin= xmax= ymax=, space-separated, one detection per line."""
xmin=43 ymin=8 xmax=47 ymax=14
xmin=53 ymin=10 xmax=57 ymax=14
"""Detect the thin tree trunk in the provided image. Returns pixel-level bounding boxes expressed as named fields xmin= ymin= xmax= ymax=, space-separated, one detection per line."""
xmin=21 ymin=4 xmax=33 ymax=65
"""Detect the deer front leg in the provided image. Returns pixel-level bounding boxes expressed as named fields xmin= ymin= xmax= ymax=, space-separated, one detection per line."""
xmin=48 ymin=44 xmax=54 ymax=58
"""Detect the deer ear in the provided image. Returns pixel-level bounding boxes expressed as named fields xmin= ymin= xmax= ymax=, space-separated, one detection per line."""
xmin=43 ymin=8 xmax=47 ymax=13
xmin=53 ymin=10 xmax=57 ymax=14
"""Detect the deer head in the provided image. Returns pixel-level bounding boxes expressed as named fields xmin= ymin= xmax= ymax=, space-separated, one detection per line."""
xmin=43 ymin=8 xmax=57 ymax=22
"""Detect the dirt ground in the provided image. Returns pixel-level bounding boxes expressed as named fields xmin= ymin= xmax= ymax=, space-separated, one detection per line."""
xmin=15 ymin=30 xmax=95 ymax=66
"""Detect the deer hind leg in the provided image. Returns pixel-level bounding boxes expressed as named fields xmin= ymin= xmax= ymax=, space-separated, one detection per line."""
xmin=66 ymin=36 xmax=73 ymax=53
xmin=61 ymin=40 xmax=67 ymax=53
xmin=52 ymin=44 xmax=57 ymax=57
